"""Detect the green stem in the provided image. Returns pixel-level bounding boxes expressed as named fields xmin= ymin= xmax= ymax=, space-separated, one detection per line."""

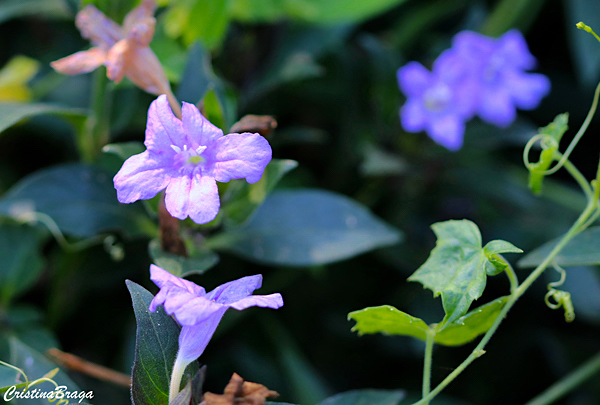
xmin=79 ymin=68 xmax=112 ymax=162
xmin=421 ymin=329 xmax=435 ymax=403
xmin=524 ymin=350 xmax=600 ymax=405
xmin=504 ymin=260 xmax=519 ymax=294
xmin=561 ymin=157 xmax=594 ymax=200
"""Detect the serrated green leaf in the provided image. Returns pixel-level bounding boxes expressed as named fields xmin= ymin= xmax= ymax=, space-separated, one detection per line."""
xmin=221 ymin=159 xmax=298 ymax=227
xmin=148 ymin=238 xmax=219 ymax=277
xmin=0 ymin=224 xmax=45 ymax=305
xmin=0 ymin=163 xmax=156 ymax=238
xmin=127 ymin=280 xmax=198 ymax=405
xmin=408 ymin=220 xmax=519 ymax=325
xmin=518 ymin=226 xmax=600 ymax=268
xmin=0 ymin=102 xmax=86 ymax=135
xmin=207 ymin=189 xmax=402 ymax=266
xmin=435 ymin=296 xmax=509 ymax=346
xmin=317 ymin=389 xmax=405 ymax=405
xmin=348 ymin=305 xmax=429 ymax=341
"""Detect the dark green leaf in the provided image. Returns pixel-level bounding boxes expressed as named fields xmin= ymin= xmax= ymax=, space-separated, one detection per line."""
xmin=221 ymin=159 xmax=298 ymax=227
xmin=6 ymin=336 xmax=81 ymax=404
xmin=317 ymin=389 xmax=405 ymax=405
xmin=518 ymin=226 xmax=600 ymax=268
xmin=348 ymin=305 xmax=429 ymax=341
xmin=207 ymin=189 xmax=402 ymax=266
xmin=0 ymin=224 xmax=45 ymax=305
xmin=408 ymin=220 xmax=519 ymax=325
xmin=102 ymin=142 xmax=145 ymax=162
xmin=148 ymin=238 xmax=219 ymax=277
xmin=127 ymin=280 xmax=198 ymax=405
xmin=483 ymin=240 xmax=523 ymax=276
xmin=230 ymin=0 xmax=408 ymax=25
xmin=0 ymin=0 xmax=70 ymax=25
xmin=0 ymin=163 xmax=156 ymax=238
xmin=435 ymin=296 xmax=509 ymax=346
xmin=0 ymin=102 xmax=86 ymax=135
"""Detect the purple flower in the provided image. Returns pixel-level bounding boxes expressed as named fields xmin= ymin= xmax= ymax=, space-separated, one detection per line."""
xmin=148 ymin=265 xmax=283 ymax=400
xmin=397 ymin=52 xmax=476 ymax=151
xmin=148 ymin=264 xmax=283 ymax=364
xmin=113 ymin=94 xmax=272 ymax=224
xmin=451 ymin=29 xmax=551 ymax=127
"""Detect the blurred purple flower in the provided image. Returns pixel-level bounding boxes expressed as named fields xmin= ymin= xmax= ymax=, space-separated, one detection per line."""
xmin=113 ymin=94 xmax=272 ymax=224
xmin=451 ymin=29 xmax=551 ymax=127
xmin=397 ymin=29 xmax=550 ymax=150
xmin=148 ymin=264 xmax=283 ymax=364
xmin=397 ymin=52 xmax=476 ymax=151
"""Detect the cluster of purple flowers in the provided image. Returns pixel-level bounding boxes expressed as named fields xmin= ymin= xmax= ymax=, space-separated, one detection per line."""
xmin=397 ymin=30 xmax=551 ymax=151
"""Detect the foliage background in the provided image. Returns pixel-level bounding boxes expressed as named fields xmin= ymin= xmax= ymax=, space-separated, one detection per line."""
xmin=1 ymin=0 xmax=600 ymax=404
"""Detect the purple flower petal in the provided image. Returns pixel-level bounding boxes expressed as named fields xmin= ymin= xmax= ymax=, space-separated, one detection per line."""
xmin=228 ymin=293 xmax=284 ymax=311
xmin=50 ymin=48 xmax=107 ymax=75
xmin=182 ymin=102 xmax=223 ymax=147
xmin=113 ymin=151 xmax=173 ymax=203
xmin=428 ymin=115 xmax=465 ymax=151
xmin=145 ymin=95 xmax=185 ymax=152
xmin=147 ymin=266 xmax=283 ymax=363
xmin=164 ymin=174 xmax=192 ymax=220
xmin=187 ymin=176 xmax=221 ymax=224
xmin=397 ymin=62 xmax=430 ymax=97
xmin=505 ymin=71 xmax=551 ymax=110
xmin=178 ymin=314 xmax=224 ymax=362
xmin=400 ymin=99 xmax=426 ymax=133
xmin=478 ymin=89 xmax=516 ymax=128
xmin=205 ymin=275 xmax=263 ymax=304
xmin=211 ymin=133 xmax=272 ymax=184
xmin=497 ymin=29 xmax=536 ymax=70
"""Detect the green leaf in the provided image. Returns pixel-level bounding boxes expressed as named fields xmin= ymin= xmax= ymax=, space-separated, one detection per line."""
xmin=0 ymin=102 xmax=86 ymax=135
xmin=0 ymin=0 xmax=70 ymax=25
xmin=148 ymin=238 xmax=219 ymax=277
xmin=163 ymin=0 xmax=231 ymax=49
xmin=127 ymin=280 xmax=198 ymax=405
xmin=408 ymin=220 xmax=520 ymax=325
xmin=518 ymin=226 xmax=600 ymax=268
xmin=0 ymin=163 xmax=156 ymax=238
xmin=0 ymin=224 xmax=45 ymax=305
xmin=221 ymin=159 xmax=298 ymax=227
xmin=6 ymin=336 xmax=81 ymax=403
xmin=207 ymin=189 xmax=402 ymax=266
xmin=483 ymin=240 xmax=523 ymax=276
xmin=348 ymin=305 xmax=429 ymax=341
xmin=435 ymin=296 xmax=509 ymax=346
xmin=102 ymin=141 xmax=145 ymax=162
xmin=317 ymin=389 xmax=405 ymax=405
xmin=230 ymin=0 xmax=408 ymax=25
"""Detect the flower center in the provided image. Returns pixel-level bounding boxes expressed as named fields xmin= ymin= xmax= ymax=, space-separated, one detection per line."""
xmin=423 ymin=83 xmax=451 ymax=112
xmin=171 ymin=144 xmax=207 ymax=167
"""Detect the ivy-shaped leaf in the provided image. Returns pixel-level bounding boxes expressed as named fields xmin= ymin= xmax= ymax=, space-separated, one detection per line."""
xmin=408 ymin=220 xmax=520 ymax=326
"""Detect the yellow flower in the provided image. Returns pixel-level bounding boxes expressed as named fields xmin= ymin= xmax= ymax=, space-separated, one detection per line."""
xmin=51 ymin=0 xmax=171 ymax=97
xmin=0 ymin=56 xmax=40 ymax=102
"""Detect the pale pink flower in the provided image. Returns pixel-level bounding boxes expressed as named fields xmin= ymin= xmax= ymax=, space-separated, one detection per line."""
xmin=51 ymin=0 xmax=171 ymax=97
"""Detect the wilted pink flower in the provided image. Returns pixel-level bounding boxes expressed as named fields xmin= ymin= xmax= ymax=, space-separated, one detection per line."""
xmin=51 ymin=0 xmax=171 ymax=98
